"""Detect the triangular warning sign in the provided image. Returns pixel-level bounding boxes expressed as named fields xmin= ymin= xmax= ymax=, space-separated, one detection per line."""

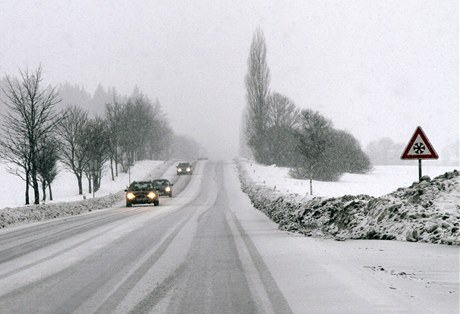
xmin=401 ymin=126 xmax=438 ymax=159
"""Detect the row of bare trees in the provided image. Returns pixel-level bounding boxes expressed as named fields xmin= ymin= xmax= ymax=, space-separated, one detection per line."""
xmin=0 ymin=66 xmax=174 ymax=205
xmin=244 ymin=28 xmax=371 ymax=193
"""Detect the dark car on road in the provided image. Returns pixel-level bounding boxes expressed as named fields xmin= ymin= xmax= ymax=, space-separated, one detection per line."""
xmin=176 ymin=162 xmax=192 ymax=175
xmin=152 ymin=179 xmax=173 ymax=197
xmin=125 ymin=181 xmax=159 ymax=207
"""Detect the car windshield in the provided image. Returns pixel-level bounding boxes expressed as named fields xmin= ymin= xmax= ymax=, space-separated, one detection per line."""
xmin=129 ymin=182 xmax=153 ymax=190
xmin=153 ymin=180 xmax=168 ymax=186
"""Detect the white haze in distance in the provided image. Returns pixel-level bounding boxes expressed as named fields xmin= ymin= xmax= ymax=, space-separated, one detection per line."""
xmin=0 ymin=0 xmax=457 ymax=160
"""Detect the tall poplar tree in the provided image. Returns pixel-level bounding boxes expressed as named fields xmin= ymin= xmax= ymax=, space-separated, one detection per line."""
xmin=245 ymin=27 xmax=271 ymax=163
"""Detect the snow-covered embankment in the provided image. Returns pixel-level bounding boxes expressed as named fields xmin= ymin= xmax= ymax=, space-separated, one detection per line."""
xmin=236 ymin=160 xmax=460 ymax=245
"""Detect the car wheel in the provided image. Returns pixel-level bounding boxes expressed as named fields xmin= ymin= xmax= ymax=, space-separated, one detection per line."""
xmin=154 ymin=200 xmax=159 ymax=206
xmin=126 ymin=202 xmax=132 ymax=207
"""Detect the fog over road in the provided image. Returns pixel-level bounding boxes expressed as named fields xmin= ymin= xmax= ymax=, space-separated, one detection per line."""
xmin=0 ymin=161 xmax=457 ymax=313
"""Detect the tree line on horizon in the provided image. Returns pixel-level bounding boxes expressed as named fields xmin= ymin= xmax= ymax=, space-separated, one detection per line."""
xmin=243 ymin=28 xmax=371 ymax=194
xmin=0 ymin=66 xmax=201 ymax=206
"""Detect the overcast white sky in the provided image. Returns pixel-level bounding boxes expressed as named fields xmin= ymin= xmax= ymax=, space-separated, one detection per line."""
xmin=0 ymin=0 xmax=458 ymax=160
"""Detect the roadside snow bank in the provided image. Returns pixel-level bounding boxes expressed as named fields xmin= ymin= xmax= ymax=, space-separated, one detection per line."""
xmin=236 ymin=160 xmax=460 ymax=245
xmin=0 ymin=192 xmax=123 ymax=229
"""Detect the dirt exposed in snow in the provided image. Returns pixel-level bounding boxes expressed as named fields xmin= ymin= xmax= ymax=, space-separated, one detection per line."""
xmin=237 ymin=161 xmax=460 ymax=245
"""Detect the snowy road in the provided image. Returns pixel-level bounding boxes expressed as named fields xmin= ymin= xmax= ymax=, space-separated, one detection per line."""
xmin=0 ymin=161 xmax=458 ymax=313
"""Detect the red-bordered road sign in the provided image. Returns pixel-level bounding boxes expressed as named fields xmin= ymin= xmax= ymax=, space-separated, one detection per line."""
xmin=401 ymin=126 xmax=439 ymax=159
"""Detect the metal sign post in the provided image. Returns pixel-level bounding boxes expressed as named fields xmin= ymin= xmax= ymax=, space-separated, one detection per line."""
xmin=401 ymin=126 xmax=439 ymax=181
xmin=418 ymin=159 xmax=422 ymax=181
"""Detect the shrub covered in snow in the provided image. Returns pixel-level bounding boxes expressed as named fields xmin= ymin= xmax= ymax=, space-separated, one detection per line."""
xmin=237 ymin=161 xmax=460 ymax=245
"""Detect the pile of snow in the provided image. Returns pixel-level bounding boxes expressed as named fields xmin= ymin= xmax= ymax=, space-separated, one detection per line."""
xmin=0 ymin=160 xmax=171 ymax=229
xmin=0 ymin=192 xmax=123 ymax=228
xmin=237 ymin=159 xmax=460 ymax=245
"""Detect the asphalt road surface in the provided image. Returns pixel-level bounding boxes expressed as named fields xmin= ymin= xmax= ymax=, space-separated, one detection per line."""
xmin=0 ymin=160 xmax=457 ymax=313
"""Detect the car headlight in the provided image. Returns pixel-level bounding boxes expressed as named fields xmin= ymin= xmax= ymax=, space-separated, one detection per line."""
xmin=186 ymin=167 xmax=191 ymax=172
xmin=147 ymin=191 xmax=157 ymax=199
xmin=165 ymin=186 xmax=171 ymax=192
xmin=177 ymin=168 xmax=182 ymax=172
xmin=126 ymin=192 xmax=136 ymax=200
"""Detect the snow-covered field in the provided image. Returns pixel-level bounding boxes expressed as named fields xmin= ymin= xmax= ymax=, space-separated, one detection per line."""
xmin=0 ymin=160 xmax=166 ymax=209
xmin=240 ymin=158 xmax=458 ymax=198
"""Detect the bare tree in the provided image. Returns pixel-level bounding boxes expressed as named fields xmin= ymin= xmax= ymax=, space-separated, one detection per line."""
xmin=290 ymin=109 xmax=333 ymax=195
xmin=266 ymin=93 xmax=300 ymax=166
xmin=0 ymin=131 xmax=31 ymax=204
xmin=146 ymin=98 xmax=172 ymax=160
xmin=0 ymin=66 xmax=61 ymax=205
xmin=245 ymin=27 xmax=271 ymax=164
xmin=84 ymin=117 xmax=110 ymax=193
xmin=36 ymin=137 xmax=59 ymax=201
xmin=118 ymin=96 xmax=152 ymax=162
xmin=56 ymin=105 xmax=90 ymax=195
xmin=105 ymin=100 xmax=124 ymax=180
xmin=117 ymin=94 xmax=172 ymax=164
xmin=325 ymin=129 xmax=372 ymax=176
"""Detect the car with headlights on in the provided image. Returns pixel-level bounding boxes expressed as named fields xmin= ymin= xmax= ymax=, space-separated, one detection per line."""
xmin=125 ymin=181 xmax=159 ymax=207
xmin=152 ymin=179 xmax=173 ymax=197
xmin=176 ymin=162 xmax=192 ymax=175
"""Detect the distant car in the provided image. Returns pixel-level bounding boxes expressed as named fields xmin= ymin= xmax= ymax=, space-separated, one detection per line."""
xmin=176 ymin=162 xmax=192 ymax=175
xmin=125 ymin=181 xmax=159 ymax=207
xmin=152 ymin=179 xmax=173 ymax=197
